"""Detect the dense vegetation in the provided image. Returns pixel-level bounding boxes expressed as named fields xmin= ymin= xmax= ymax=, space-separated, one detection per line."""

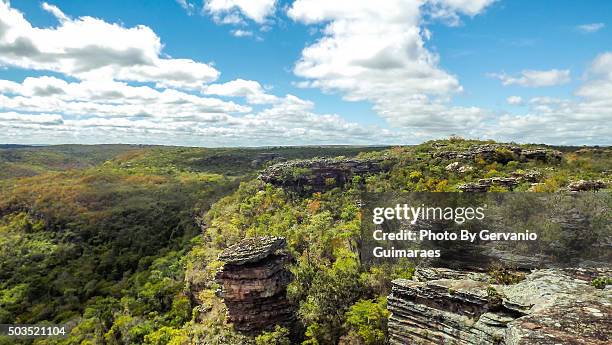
xmin=0 ymin=144 xmax=386 ymax=345
xmin=0 ymin=140 xmax=609 ymax=344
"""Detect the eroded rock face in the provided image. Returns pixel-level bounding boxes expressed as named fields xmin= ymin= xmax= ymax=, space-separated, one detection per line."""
xmin=216 ymin=237 xmax=295 ymax=334
xmin=259 ymin=157 xmax=391 ymax=193
xmin=433 ymin=144 xmax=562 ymax=163
xmin=458 ymin=177 xmax=520 ymax=192
xmin=568 ymin=180 xmax=607 ymax=192
xmin=387 ymin=268 xmax=611 ymax=345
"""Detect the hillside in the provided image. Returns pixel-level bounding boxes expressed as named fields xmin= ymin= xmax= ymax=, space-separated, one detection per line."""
xmin=0 ymin=140 xmax=609 ymax=344
xmin=0 ymin=144 xmax=388 ymax=345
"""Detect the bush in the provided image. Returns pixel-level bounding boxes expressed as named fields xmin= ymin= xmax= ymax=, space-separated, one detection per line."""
xmin=344 ymin=297 xmax=389 ymax=345
xmin=255 ymin=325 xmax=291 ymax=345
xmin=591 ymin=277 xmax=612 ymax=289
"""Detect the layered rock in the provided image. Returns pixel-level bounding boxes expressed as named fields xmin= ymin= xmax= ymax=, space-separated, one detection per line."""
xmin=259 ymin=157 xmax=391 ymax=193
xmin=568 ymin=180 xmax=607 ymax=192
xmin=433 ymin=144 xmax=562 ymax=163
xmin=446 ymin=162 xmax=474 ymax=173
xmin=216 ymin=237 xmax=295 ymax=334
xmin=250 ymin=153 xmax=286 ymax=168
xmin=458 ymin=177 xmax=520 ymax=192
xmin=388 ymin=268 xmax=611 ymax=345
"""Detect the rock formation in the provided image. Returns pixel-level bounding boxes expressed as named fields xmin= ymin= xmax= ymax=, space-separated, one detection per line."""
xmin=250 ymin=153 xmax=286 ymax=168
xmin=458 ymin=177 xmax=520 ymax=192
xmin=433 ymin=144 xmax=562 ymax=163
xmin=259 ymin=157 xmax=391 ymax=193
xmin=446 ymin=162 xmax=474 ymax=173
xmin=387 ymin=268 xmax=611 ymax=344
xmin=568 ymin=180 xmax=607 ymax=192
xmin=215 ymin=237 xmax=295 ymax=334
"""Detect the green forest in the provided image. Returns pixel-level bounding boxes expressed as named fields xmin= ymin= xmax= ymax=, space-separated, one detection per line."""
xmin=0 ymin=139 xmax=609 ymax=345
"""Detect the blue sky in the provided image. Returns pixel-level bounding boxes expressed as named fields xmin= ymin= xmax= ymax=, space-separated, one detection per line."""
xmin=0 ymin=0 xmax=610 ymax=146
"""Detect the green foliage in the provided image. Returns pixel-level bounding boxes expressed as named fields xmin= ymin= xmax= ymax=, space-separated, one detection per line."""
xmin=488 ymin=263 xmax=525 ymax=285
xmin=344 ymin=297 xmax=389 ymax=345
xmin=255 ymin=326 xmax=291 ymax=345
xmin=591 ymin=277 xmax=612 ymax=289
xmin=0 ymin=140 xmax=609 ymax=344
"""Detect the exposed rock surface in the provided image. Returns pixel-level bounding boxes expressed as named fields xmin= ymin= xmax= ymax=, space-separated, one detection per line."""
xmin=568 ymin=180 xmax=607 ymax=192
xmin=510 ymin=169 xmax=542 ymax=183
xmin=259 ymin=157 xmax=391 ymax=193
xmin=250 ymin=153 xmax=286 ymax=168
xmin=433 ymin=144 xmax=562 ymax=163
xmin=458 ymin=177 xmax=520 ymax=192
xmin=446 ymin=162 xmax=474 ymax=173
xmin=216 ymin=237 xmax=295 ymax=334
xmin=388 ymin=268 xmax=611 ymax=345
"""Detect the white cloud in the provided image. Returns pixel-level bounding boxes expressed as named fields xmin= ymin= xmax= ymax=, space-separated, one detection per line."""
xmin=41 ymin=2 xmax=69 ymax=23
xmin=484 ymin=53 xmax=612 ymax=144
xmin=175 ymin=0 xmax=196 ymax=15
xmin=0 ymin=2 xmax=392 ymax=146
xmin=576 ymin=23 xmax=605 ymax=33
xmin=0 ymin=111 xmax=63 ymax=125
xmin=490 ymin=69 xmax=571 ymax=87
xmin=204 ymin=79 xmax=278 ymax=104
xmin=0 ymin=1 xmax=609 ymax=146
xmin=575 ymin=52 xmax=612 ymax=100
xmin=425 ymin=0 xmax=497 ymax=26
xmin=288 ymin=0 xmax=494 ymax=135
xmin=231 ymin=29 xmax=253 ymax=37
xmin=0 ymin=2 xmax=219 ymax=89
xmin=204 ymin=0 xmax=277 ymax=24
xmin=506 ymin=96 xmax=523 ymax=105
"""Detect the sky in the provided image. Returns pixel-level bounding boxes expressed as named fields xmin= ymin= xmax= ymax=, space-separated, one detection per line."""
xmin=0 ymin=0 xmax=610 ymax=146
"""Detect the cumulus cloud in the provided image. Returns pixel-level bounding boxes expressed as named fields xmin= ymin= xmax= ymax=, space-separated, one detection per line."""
xmin=425 ymin=0 xmax=497 ymax=26
xmin=0 ymin=3 xmax=391 ymax=146
xmin=576 ymin=23 xmax=605 ymax=33
xmin=489 ymin=69 xmax=571 ymax=87
xmin=506 ymin=96 xmax=523 ymax=105
xmin=204 ymin=0 xmax=277 ymax=24
xmin=0 ymin=111 xmax=63 ymax=125
xmin=575 ymin=52 xmax=612 ymax=99
xmin=0 ymin=1 xmax=219 ymax=89
xmin=288 ymin=0 xmax=494 ymax=135
xmin=483 ymin=54 xmax=612 ymax=144
xmin=204 ymin=79 xmax=278 ymax=104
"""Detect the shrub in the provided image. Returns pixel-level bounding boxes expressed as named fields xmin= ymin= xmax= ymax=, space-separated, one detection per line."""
xmin=255 ymin=325 xmax=291 ymax=345
xmin=344 ymin=297 xmax=389 ymax=345
xmin=591 ymin=277 xmax=612 ymax=289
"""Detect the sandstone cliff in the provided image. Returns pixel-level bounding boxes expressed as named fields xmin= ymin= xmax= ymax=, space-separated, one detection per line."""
xmin=216 ymin=237 xmax=295 ymax=334
xmin=388 ymin=268 xmax=611 ymax=344
xmin=259 ymin=157 xmax=392 ymax=193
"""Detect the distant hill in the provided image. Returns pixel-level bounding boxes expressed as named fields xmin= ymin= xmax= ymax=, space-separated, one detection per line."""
xmin=0 ymin=144 xmax=146 ymax=179
xmin=0 ymin=144 xmax=33 ymax=149
xmin=0 ymin=144 xmax=390 ymax=180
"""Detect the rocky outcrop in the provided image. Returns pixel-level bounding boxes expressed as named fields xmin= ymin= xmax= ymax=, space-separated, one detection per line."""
xmin=568 ymin=180 xmax=607 ymax=192
xmin=458 ymin=177 xmax=520 ymax=192
xmin=250 ymin=153 xmax=286 ymax=168
xmin=510 ymin=169 xmax=542 ymax=183
xmin=433 ymin=144 xmax=562 ymax=163
xmin=259 ymin=157 xmax=391 ymax=193
xmin=215 ymin=237 xmax=295 ymax=334
xmin=388 ymin=268 xmax=611 ymax=344
xmin=446 ymin=162 xmax=474 ymax=173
